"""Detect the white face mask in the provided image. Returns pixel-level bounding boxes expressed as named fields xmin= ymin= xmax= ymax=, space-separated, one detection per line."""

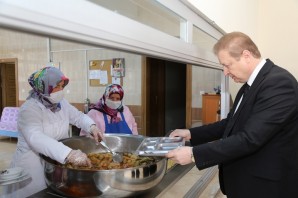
xmin=47 ymin=90 xmax=64 ymax=103
xmin=105 ymin=99 xmax=121 ymax=109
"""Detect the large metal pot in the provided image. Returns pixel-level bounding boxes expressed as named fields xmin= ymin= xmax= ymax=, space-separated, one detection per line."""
xmin=40 ymin=135 xmax=167 ymax=197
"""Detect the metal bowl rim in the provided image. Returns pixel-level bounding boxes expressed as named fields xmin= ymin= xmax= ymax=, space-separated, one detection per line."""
xmin=41 ymin=134 xmax=167 ymax=172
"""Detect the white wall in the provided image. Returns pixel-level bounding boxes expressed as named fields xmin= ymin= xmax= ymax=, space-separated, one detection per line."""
xmin=189 ymin=0 xmax=298 ymax=99
xmin=258 ymin=0 xmax=298 ymax=79
xmin=188 ymin=0 xmax=259 ymax=38
xmin=0 ymin=28 xmax=143 ymax=105
xmin=0 ymin=0 xmax=222 ymax=69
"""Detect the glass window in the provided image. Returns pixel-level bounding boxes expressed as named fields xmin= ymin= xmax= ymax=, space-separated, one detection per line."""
xmin=191 ymin=65 xmax=222 ymax=126
xmin=193 ymin=25 xmax=218 ymax=51
xmin=88 ymin=0 xmax=186 ymax=39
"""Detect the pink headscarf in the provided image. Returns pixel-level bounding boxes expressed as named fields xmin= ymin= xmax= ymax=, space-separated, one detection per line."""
xmin=91 ymin=84 xmax=124 ymax=123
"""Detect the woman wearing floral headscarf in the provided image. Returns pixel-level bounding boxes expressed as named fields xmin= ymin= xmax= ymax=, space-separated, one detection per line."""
xmin=5 ymin=67 xmax=103 ymax=197
xmin=80 ymin=84 xmax=138 ymax=135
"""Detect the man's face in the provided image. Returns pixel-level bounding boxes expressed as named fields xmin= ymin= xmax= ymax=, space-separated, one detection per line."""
xmin=218 ymin=50 xmax=250 ymax=83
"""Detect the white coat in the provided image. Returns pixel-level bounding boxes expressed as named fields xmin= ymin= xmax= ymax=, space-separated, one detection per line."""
xmin=3 ymin=98 xmax=95 ymax=198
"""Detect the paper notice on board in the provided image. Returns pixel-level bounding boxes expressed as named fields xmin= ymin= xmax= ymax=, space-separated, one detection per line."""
xmin=99 ymin=70 xmax=108 ymax=85
xmin=89 ymin=70 xmax=100 ymax=79
xmin=112 ymin=77 xmax=121 ymax=85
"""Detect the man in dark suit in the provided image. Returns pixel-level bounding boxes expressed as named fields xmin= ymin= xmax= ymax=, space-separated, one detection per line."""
xmin=166 ymin=32 xmax=298 ymax=198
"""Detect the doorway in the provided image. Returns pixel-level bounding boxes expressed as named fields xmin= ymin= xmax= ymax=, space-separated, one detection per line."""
xmin=145 ymin=57 xmax=186 ymax=137
xmin=0 ymin=59 xmax=18 ymax=115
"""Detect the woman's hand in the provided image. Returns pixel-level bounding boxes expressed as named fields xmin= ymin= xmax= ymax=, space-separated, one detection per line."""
xmin=165 ymin=146 xmax=193 ymax=165
xmin=90 ymin=125 xmax=105 ymax=142
xmin=169 ymin=129 xmax=191 ymax=141
xmin=66 ymin=150 xmax=91 ymax=167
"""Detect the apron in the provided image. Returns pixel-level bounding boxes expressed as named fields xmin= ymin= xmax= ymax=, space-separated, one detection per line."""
xmin=103 ymin=112 xmax=132 ymax=134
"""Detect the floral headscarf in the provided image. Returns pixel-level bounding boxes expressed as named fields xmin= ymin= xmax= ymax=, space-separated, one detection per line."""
xmin=91 ymin=84 xmax=124 ymax=123
xmin=27 ymin=67 xmax=69 ymax=112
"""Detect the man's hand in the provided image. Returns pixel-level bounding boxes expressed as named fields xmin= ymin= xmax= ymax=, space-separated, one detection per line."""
xmin=165 ymin=146 xmax=193 ymax=165
xmin=169 ymin=129 xmax=191 ymax=141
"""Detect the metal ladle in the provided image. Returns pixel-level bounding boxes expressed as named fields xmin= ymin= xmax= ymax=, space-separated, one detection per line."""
xmin=100 ymin=141 xmax=123 ymax=163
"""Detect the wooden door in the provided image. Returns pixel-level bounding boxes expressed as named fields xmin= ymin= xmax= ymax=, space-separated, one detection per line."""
xmin=146 ymin=58 xmax=165 ymax=137
xmin=0 ymin=63 xmax=17 ymax=113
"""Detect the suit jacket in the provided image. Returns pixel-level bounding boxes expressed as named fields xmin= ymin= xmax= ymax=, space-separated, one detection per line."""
xmin=190 ymin=59 xmax=298 ymax=198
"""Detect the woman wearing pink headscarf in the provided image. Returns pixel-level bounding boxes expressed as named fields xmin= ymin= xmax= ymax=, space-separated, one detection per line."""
xmin=81 ymin=84 xmax=138 ymax=135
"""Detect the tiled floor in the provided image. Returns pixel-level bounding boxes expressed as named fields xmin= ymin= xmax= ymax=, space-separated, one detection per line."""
xmin=201 ymin=172 xmax=226 ymax=198
xmin=160 ymin=166 xmax=226 ymax=198
xmin=159 ymin=167 xmax=207 ymax=198
xmin=0 ymin=137 xmax=17 ymax=170
xmin=0 ymin=137 xmax=226 ymax=198
xmin=0 ymin=137 xmax=18 ymax=197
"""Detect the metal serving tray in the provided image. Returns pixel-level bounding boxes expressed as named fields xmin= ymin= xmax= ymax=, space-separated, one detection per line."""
xmin=136 ymin=137 xmax=185 ymax=156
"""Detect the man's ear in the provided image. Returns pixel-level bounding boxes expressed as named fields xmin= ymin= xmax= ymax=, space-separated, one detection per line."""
xmin=242 ymin=49 xmax=251 ymax=58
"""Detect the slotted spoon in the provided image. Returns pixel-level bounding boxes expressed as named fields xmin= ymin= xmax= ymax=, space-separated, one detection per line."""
xmin=100 ymin=141 xmax=123 ymax=163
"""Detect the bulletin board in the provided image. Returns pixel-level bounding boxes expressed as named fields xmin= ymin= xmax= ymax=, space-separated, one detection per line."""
xmin=89 ymin=59 xmax=123 ymax=87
